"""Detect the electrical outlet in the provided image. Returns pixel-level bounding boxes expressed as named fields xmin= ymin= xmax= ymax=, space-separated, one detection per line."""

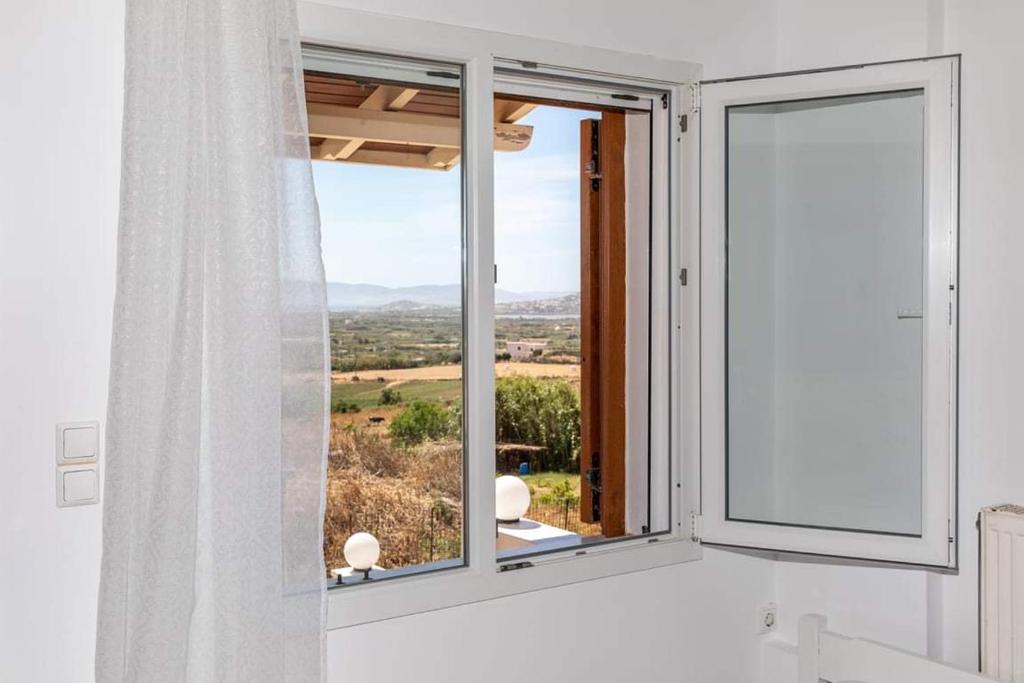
xmin=757 ymin=603 xmax=778 ymax=634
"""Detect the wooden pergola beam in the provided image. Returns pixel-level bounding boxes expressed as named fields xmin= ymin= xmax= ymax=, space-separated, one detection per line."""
xmin=329 ymin=86 xmax=423 ymax=159
xmin=385 ymin=87 xmax=419 ymax=110
xmin=307 ymin=102 xmax=532 ymax=152
xmin=317 ymin=138 xmax=365 ymax=161
xmin=319 ymin=148 xmax=433 ymax=170
xmin=426 ymin=147 xmax=461 ymax=170
xmin=495 ymin=100 xmax=537 ymax=123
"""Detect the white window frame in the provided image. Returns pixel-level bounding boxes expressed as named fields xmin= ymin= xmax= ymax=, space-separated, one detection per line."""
xmin=696 ymin=56 xmax=960 ymax=569
xmin=297 ymin=3 xmax=703 ymax=629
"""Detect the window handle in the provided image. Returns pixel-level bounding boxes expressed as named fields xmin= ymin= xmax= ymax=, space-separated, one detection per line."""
xmin=897 ymin=309 xmax=923 ymax=320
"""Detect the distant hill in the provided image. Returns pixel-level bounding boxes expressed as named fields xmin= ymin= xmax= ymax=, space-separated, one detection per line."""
xmin=327 ymin=282 xmax=575 ymax=311
xmin=495 ymin=292 xmax=580 ymax=316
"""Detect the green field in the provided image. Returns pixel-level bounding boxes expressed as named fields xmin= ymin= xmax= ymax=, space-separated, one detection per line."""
xmin=520 ymin=471 xmax=581 ymax=500
xmin=331 ymin=378 xmax=463 ymax=412
xmin=330 ymin=310 xmax=579 ymax=372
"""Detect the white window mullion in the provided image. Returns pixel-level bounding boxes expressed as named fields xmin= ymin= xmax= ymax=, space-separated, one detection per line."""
xmin=462 ymin=54 xmax=497 ymax=576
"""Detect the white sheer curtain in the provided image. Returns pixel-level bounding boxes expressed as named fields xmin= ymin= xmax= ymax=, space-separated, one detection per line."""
xmin=95 ymin=0 xmax=328 ymax=680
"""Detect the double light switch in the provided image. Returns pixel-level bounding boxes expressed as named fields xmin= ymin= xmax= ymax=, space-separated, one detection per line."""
xmin=56 ymin=421 xmax=100 ymax=507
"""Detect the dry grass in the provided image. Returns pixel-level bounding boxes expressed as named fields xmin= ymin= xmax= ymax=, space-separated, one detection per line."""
xmin=324 ymin=416 xmax=463 ymax=573
xmin=331 ymin=405 xmax=405 ymax=428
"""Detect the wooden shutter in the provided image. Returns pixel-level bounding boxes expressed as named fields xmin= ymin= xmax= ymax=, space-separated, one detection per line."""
xmin=579 ymin=113 xmax=627 ymax=538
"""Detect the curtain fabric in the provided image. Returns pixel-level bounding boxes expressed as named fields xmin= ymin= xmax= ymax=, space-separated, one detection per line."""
xmin=96 ymin=0 xmax=328 ymax=680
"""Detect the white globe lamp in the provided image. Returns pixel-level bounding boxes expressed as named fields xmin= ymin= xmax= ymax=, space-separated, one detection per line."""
xmin=343 ymin=531 xmax=380 ymax=580
xmin=495 ymin=475 xmax=531 ymax=523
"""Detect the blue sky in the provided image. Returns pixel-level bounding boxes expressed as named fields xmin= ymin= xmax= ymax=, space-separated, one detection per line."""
xmin=313 ymin=105 xmax=597 ymax=293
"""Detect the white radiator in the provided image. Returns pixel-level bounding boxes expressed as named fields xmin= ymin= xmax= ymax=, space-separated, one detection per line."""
xmin=981 ymin=504 xmax=1024 ymax=682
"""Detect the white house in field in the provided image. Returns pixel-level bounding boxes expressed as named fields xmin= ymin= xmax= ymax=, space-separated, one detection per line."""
xmin=506 ymin=340 xmax=546 ymax=360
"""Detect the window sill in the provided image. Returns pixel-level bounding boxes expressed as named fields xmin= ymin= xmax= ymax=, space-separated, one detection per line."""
xmin=326 ymin=534 xmax=701 ymax=629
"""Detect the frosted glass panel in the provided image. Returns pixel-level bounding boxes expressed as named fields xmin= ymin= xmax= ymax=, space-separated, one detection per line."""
xmin=726 ymin=90 xmax=925 ymax=536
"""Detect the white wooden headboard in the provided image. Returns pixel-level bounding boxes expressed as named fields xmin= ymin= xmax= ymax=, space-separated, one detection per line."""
xmin=797 ymin=614 xmax=997 ymax=683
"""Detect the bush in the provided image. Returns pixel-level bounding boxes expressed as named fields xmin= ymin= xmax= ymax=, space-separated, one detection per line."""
xmin=379 ymin=387 xmax=403 ymax=405
xmin=332 ymin=399 xmax=361 ymax=414
xmin=494 ymin=376 xmax=580 ymax=472
xmin=389 ymin=400 xmax=459 ymax=446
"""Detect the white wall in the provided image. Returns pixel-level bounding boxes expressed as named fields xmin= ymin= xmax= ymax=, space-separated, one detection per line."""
xmin=0 ymin=2 xmax=779 ymax=682
xmin=312 ymin=0 xmax=780 ymax=78
xmin=330 ymin=552 xmax=774 ymax=683
xmin=940 ymin=0 xmax=1024 ymax=666
xmin=770 ymin=0 xmax=1024 ymax=672
xmin=0 ymin=1 xmax=123 ymax=681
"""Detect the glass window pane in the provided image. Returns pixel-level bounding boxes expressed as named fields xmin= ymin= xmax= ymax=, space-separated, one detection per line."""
xmin=726 ymin=90 xmax=925 ymax=536
xmin=305 ymin=57 xmax=466 ymax=582
xmin=492 ymin=89 xmax=665 ymax=559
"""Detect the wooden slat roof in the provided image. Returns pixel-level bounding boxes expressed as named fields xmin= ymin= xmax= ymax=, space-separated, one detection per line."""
xmin=304 ymin=71 xmax=534 ymax=171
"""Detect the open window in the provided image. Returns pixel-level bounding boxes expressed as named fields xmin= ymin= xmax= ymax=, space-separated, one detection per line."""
xmin=303 ymin=46 xmax=677 ymax=585
xmin=297 ymin=12 xmax=958 ymax=627
xmin=489 ymin=72 xmax=672 ymax=560
xmin=695 ymin=56 xmax=960 ymax=568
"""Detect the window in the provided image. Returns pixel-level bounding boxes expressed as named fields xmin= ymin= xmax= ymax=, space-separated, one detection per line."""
xmin=727 ymin=90 xmax=927 ymax=536
xmin=697 ymin=56 xmax=959 ymax=568
xmin=306 ymin=46 xmax=678 ymax=588
xmin=304 ymin=48 xmax=468 ymax=583
xmin=490 ymin=76 xmax=671 ymax=559
xmin=298 ymin=9 xmax=958 ymax=629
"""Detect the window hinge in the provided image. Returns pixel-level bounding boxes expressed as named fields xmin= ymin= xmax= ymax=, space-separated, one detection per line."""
xmin=661 ymin=92 xmax=669 ymax=109
xmin=586 ymin=122 xmax=601 ymax=191
xmin=499 ymin=560 xmax=534 ymax=573
xmin=679 ymin=114 xmax=688 ymax=133
xmin=679 ymin=267 xmax=688 ymax=286
xmin=688 ymin=82 xmax=701 ymax=115
xmin=690 ymin=511 xmax=702 ymax=543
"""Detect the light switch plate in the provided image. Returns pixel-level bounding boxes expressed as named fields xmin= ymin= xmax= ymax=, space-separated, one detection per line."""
xmin=57 ymin=465 xmax=99 ymax=507
xmin=56 ymin=421 xmax=99 ymax=464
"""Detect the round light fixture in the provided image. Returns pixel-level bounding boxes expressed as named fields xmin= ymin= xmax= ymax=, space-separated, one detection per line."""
xmin=343 ymin=532 xmax=380 ymax=579
xmin=495 ymin=475 xmax=531 ymax=523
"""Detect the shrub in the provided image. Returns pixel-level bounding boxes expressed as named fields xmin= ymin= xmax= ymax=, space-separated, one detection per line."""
xmin=494 ymin=376 xmax=580 ymax=472
xmin=550 ymin=479 xmax=579 ymax=505
xmin=389 ymin=400 xmax=458 ymax=446
xmin=331 ymin=399 xmax=361 ymax=414
xmin=379 ymin=387 xmax=403 ymax=405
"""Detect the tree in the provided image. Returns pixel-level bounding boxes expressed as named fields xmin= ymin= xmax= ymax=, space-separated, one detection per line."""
xmin=494 ymin=376 xmax=580 ymax=471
